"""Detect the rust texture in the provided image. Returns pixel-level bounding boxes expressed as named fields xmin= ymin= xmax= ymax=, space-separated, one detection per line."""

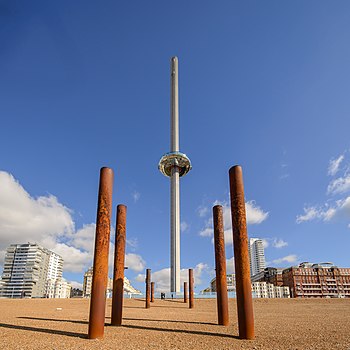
xmin=88 ymin=167 xmax=114 ymax=339
xmin=213 ymin=205 xmax=229 ymax=326
xmin=145 ymin=269 xmax=151 ymax=308
xmin=189 ymin=269 xmax=194 ymax=309
xmin=111 ymin=204 xmax=127 ymax=326
xmin=151 ymin=282 xmax=155 ymax=302
xmin=229 ymin=165 xmax=255 ymax=340
xmin=183 ymin=281 xmax=188 ymax=303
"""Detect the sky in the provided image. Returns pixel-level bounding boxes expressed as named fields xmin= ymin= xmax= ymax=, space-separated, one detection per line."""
xmin=1 ymin=1 xmax=350 ymax=293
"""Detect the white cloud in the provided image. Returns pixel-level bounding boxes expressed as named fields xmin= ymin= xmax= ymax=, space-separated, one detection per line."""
xmin=0 ymin=171 xmax=146 ymax=276
xmin=272 ymin=238 xmax=288 ymax=248
xmin=197 ymin=206 xmax=209 ymax=217
xmin=261 ymin=239 xmax=270 ymax=248
xmin=296 ymin=207 xmax=321 ymax=223
xmin=69 ymin=280 xmax=83 ymax=289
xmin=327 ymin=175 xmax=350 ymax=195
xmin=135 ymin=263 xmax=210 ymax=292
xmin=199 ymin=200 xmax=268 ymax=245
xmin=126 ymin=238 xmax=139 ymax=251
xmin=328 ymin=154 xmax=344 ymax=176
xmin=226 ymin=257 xmax=235 ymax=274
xmin=199 ymin=227 xmax=212 ymax=237
xmin=125 ymin=253 xmax=146 ymax=272
xmin=297 ymin=197 xmax=350 ymax=224
xmin=180 ymin=221 xmax=189 ymax=232
xmin=245 ymin=201 xmax=269 ymax=224
xmin=271 ymin=254 xmax=298 ymax=265
xmin=132 ymin=191 xmax=140 ymax=203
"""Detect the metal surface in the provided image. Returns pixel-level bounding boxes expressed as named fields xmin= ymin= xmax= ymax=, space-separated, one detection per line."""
xmin=189 ymin=269 xmax=194 ymax=309
xmin=229 ymin=165 xmax=255 ymax=340
xmin=111 ymin=204 xmax=127 ymax=326
xmin=213 ymin=205 xmax=229 ymax=326
xmin=170 ymin=164 xmax=180 ymax=293
xmin=145 ymin=269 xmax=151 ymax=308
xmin=158 ymin=152 xmax=192 ymax=177
xmin=88 ymin=167 xmax=114 ymax=339
xmin=158 ymin=57 xmax=192 ymax=293
xmin=183 ymin=282 xmax=188 ymax=303
xmin=151 ymin=282 xmax=155 ymax=302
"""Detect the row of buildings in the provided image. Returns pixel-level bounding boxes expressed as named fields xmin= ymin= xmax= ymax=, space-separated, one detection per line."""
xmin=210 ymin=238 xmax=350 ymax=298
xmin=0 ymin=243 xmax=71 ymax=298
xmin=209 ymin=273 xmax=290 ymax=298
xmin=82 ymin=267 xmax=141 ymax=298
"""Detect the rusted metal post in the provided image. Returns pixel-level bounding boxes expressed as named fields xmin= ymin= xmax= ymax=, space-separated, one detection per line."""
xmin=183 ymin=281 xmax=188 ymax=303
xmin=111 ymin=204 xmax=127 ymax=326
xmin=213 ymin=205 xmax=229 ymax=326
xmin=229 ymin=165 xmax=255 ymax=340
xmin=151 ymin=282 xmax=155 ymax=302
xmin=189 ymin=269 xmax=194 ymax=309
xmin=145 ymin=269 xmax=151 ymax=308
xmin=88 ymin=167 xmax=114 ymax=339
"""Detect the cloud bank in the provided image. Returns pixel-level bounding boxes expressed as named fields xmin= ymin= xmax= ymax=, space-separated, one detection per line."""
xmin=0 ymin=171 xmax=145 ymax=275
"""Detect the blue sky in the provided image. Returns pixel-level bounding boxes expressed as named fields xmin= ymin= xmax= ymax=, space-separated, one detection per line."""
xmin=1 ymin=1 xmax=350 ymax=292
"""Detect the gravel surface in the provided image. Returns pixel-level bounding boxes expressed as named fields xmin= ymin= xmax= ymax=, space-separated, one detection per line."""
xmin=0 ymin=298 xmax=349 ymax=349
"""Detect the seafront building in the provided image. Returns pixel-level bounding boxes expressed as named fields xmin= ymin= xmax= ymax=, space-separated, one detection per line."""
xmin=282 ymin=262 xmax=350 ymax=298
xmin=0 ymin=243 xmax=70 ymax=298
xmin=209 ymin=274 xmax=290 ymax=298
xmin=251 ymin=281 xmax=290 ymax=298
xmin=210 ymin=274 xmax=236 ymax=293
xmin=248 ymin=238 xmax=266 ymax=277
xmin=251 ymin=267 xmax=284 ymax=286
xmin=82 ymin=267 xmax=141 ymax=297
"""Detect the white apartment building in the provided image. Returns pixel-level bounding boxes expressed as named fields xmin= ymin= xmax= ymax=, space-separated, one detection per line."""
xmin=209 ymin=275 xmax=290 ymax=298
xmin=210 ymin=274 xmax=236 ymax=293
xmin=83 ymin=267 xmax=141 ymax=297
xmin=0 ymin=243 xmax=68 ymax=298
xmin=252 ymin=281 xmax=290 ymax=298
xmin=248 ymin=238 xmax=266 ymax=277
xmin=48 ymin=278 xmax=72 ymax=298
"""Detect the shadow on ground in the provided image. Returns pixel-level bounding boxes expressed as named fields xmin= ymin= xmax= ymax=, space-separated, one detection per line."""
xmin=0 ymin=322 xmax=86 ymax=338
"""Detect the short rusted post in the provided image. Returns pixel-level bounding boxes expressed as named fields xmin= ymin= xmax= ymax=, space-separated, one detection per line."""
xmin=111 ymin=204 xmax=127 ymax=326
xmin=145 ymin=269 xmax=151 ymax=308
xmin=151 ymin=282 xmax=155 ymax=302
xmin=213 ymin=205 xmax=229 ymax=326
xmin=189 ymin=269 xmax=194 ymax=309
xmin=183 ymin=282 xmax=188 ymax=303
xmin=229 ymin=165 xmax=255 ymax=340
xmin=88 ymin=167 xmax=114 ymax=339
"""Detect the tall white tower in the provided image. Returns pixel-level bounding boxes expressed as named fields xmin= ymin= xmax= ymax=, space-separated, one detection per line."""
xmin=248 ymin=238 xmax=266 ymax=277
xmin=159 ymin=57 xmax=192 ymax=293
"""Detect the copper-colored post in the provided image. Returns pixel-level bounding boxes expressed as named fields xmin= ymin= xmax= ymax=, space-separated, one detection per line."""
xmin=183 ymin=282 xmax=188 ymax=303
xmin=151 ymin=282 xmax=155 ymax=302
xmin=189 ymin=269 xmax=194 ymax=309
xmin=145 ymin=269 xmax=151 ymax=308
xmin=111 ymin=205 xmax=127 ymax=326
xmin=213 ymin=205 xmax=229 ymax=326
xmin=229 ymin=165 xmax=255 ymax=340
xmin=88 ymin=167 xmax=114 ymax=339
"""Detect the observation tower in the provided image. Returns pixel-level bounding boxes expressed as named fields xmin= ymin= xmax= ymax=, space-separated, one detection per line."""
xmin=159 ymin=57 xmax=192 ymax=293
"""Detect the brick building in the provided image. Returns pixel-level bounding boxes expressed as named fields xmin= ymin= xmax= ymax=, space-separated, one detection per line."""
xmin=251 ymin=267 xmax=284 ymax=286
xmin=282 ymin=262 xmax=350 ymax=298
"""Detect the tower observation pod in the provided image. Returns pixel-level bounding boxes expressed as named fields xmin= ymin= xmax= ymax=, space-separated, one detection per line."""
xmin=158 ymin=57 xmax=192 ymax=293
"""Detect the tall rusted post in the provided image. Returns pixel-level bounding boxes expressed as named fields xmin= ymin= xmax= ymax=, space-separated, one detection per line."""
xmin=213 ymin=205 xmax=229 ymax=326
xmin=183 ymin=282 xmax=188 ymax=303
xmin=189 ymin=269 xmax=194 ymax=309
xmin=229 ymin=165 xmax=255 ymax=340
xmin=151 ymin=282 xmax=155 ymax=302
xmin=88 ymin=167 xmax=114 ymax=339
xmin=111 ymin=205 xmax=127 ymax=326
xmin=145 ymin=269 xmax=151 ymax=308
